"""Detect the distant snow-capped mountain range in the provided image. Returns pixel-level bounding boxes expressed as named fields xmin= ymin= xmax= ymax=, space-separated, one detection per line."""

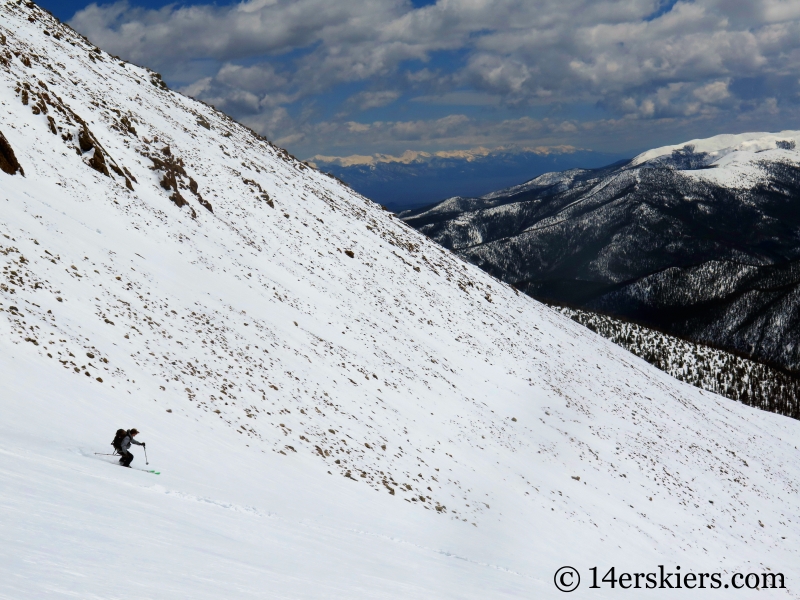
xmin=312 ymin=148 xmax=627 ymax=211
xmin=401 ymin=131 xmax=800 ymax=377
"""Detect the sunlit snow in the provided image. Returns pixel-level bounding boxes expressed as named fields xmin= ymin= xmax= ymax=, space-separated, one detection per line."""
xmin=1 ymin=2 xmax=799 ymax=598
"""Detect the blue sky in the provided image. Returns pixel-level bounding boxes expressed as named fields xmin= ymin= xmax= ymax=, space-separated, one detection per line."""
xmin=37 ymin=0 xmax=800 ymax=205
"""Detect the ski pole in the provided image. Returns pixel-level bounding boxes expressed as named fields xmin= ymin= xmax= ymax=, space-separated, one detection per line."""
xmin=94 ymin=453 xmax=116 ymax=456
xmin=144 ymin=445 xmax=149 ymax=465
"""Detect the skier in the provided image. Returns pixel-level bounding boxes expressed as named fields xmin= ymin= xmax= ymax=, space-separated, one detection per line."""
xmin=116 ymin=428 xmax=145 ymax=467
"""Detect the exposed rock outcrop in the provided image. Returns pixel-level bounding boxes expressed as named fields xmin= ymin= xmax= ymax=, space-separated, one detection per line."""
xmin=0 ymin=129 xmax=23 ymax=175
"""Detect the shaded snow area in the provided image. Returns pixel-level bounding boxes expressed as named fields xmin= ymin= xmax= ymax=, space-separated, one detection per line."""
xmin=1 ymin=3 xmax=800 ymax=598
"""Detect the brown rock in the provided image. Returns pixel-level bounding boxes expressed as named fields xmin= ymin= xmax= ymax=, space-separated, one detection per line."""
xmin=88 ymin=148 xmax=110 ymax=176
xmin=78 ymin=126 xmax=93 ymax=153
xmin=0 ymin=130 xmax=23 ymax=176
xmin=197 ymin=198 xmax=213 ymax=213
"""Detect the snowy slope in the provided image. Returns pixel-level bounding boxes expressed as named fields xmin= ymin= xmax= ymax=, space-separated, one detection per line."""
xmin=631 ymin=130 xmax=800 ymax=167
xmin=1 ymin=3 xmax=800 ymax=598
xmin=556 ymin=306 xmax=800 ymax=420
xmin=402 ymin=133 xmax=800 ymax=376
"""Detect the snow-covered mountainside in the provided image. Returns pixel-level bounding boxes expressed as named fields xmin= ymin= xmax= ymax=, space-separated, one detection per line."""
xmin=401 ymin=134 xmax=800 ymax=379
xmin=631 ymin=131 xmax=800 ymax=168
xmin=2 ymin=3 xmax=800 ymax=598
xmin=404 ymin=161 xmax=627 ymax=225
xmin=557 ymin=306 xmax=800 ymax=420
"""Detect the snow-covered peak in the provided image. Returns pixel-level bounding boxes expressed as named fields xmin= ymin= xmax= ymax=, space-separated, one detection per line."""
xmin=1 ymin=2 xmax=800 ymax=597
xmin=631 ymin=130 xmax=800 ymax=167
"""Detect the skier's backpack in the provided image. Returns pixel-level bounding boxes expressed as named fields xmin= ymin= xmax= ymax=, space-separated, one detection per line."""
xmin=111 ymin=429 xmax=127 ymax=453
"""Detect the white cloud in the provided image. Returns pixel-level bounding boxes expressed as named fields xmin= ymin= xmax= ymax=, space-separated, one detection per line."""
xmin=347 ymin=90 xmax=401 ymax=110
xmin=69 ymin=0 xmax=800 ymax=156
xmin=410 ymin=91 xmax=500 ymax=106
xmin=693 ymin=80 xmax=731 ymax=103
xmin=215 ymin=63 xmax=287 ymax=95
xmin=71 ymin=0 xmax=800 ymax=102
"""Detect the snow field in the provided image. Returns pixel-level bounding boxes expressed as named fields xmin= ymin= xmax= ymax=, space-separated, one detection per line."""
xmin=631 ymin=130 xmax=800 ymax=167
xmin=0 ymin=1 xmax=799 ymax=598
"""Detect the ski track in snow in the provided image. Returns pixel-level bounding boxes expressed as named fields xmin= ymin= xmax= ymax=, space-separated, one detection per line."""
xmin=0 ymin=2 xmax=799 ymax=598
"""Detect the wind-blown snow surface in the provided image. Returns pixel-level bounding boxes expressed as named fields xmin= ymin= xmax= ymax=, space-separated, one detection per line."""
xmin=1 ymin=3 xmax=799 ymax=598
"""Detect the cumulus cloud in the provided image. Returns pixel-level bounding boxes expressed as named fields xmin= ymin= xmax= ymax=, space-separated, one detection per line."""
xmin=248 ymin=113 xmax=630 ymax=158
xmin=69 ymin=0 xmax=800 ymax=156
xmin=693 ymin=80 xmax=731 ymax=103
